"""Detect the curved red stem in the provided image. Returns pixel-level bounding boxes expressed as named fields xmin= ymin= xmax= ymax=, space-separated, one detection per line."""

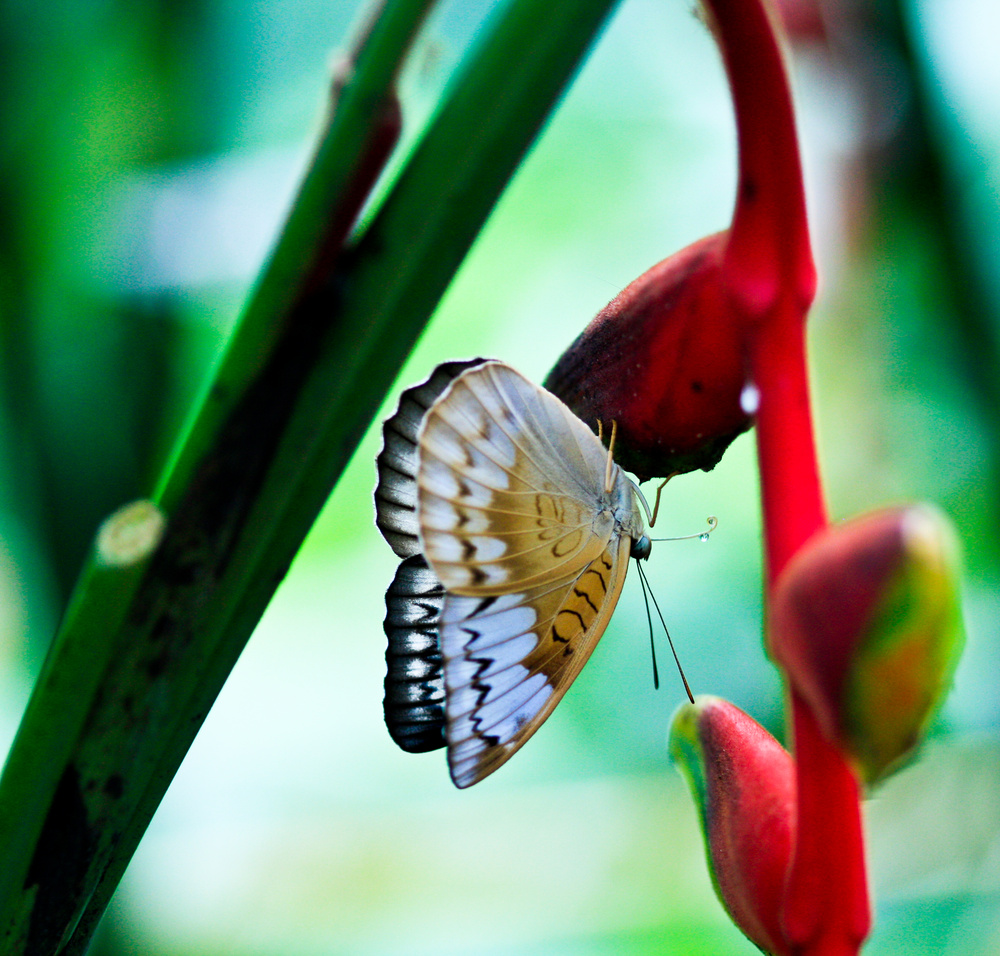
xmin=711 ymin=0 xmax=816 ymax=318
xmin=704 ymin=1 xmax=870 ymax=953
xmin=783 ymin=695 xmax=871 ymax=954
xmin=750 ymin=302 xmax=826 ymax=587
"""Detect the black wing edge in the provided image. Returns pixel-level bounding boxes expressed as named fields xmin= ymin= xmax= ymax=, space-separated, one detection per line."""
xmin=383 ymin=554 xmax=447 ymax=753
xmin=374 ymin=357 xmax=492 ymax=559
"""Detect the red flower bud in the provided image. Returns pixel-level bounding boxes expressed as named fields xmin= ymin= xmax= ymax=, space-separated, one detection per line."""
xmin=769 ymin=505 xmax=964 ymax=782
xmin=670 ymin=696 xmax=795 ymax=956
xmin=544 ymin=233 xmax=753 ymax=481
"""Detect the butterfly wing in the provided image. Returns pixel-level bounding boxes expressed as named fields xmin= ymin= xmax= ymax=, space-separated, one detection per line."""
xmin=375 ymin=359 xmax=489 ymax=753
xmin=443 ymin=536 xmax=632 ymax=787
xmin=417 ymin=361 xmax=617 ymax=594
xmin=375 ymin=358 xmax=489 ymax=557
xmin=414 ymin=361 xmax=640 ymax=787
xmin=382 ymin=555 xmax=446 ymax=753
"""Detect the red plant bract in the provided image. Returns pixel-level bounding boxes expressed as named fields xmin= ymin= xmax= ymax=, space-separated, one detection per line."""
xmin=550 ymin=0 xmax=873 ymax=951
xmin=545 ymin=232 xmax=752 ymax=480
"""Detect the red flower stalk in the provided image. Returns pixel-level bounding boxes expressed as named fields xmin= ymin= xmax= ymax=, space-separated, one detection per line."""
xmin=696 ymin=2 xmax=964 ymax=944
xmin=548 ymin=0 xmax=876 ymax=952
xmin=707 ymin=1 xmax=869 ymax=952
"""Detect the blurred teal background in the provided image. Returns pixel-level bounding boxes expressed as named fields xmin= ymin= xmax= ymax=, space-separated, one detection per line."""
xmin=0 ymin=0 xmax=998 ymax=953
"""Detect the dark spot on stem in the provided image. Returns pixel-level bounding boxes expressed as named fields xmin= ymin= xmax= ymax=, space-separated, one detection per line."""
xmin=103 ymin=775 xmax=125 ymax=800
xmin=146 ymin=650 xmax=169 ymax=680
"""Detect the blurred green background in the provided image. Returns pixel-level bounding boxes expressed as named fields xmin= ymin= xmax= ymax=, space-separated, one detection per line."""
xmin=0 ymin=0 xmax=998 ymax=953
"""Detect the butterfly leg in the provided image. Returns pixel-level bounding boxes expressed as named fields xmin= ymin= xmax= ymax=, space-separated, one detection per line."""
xmin=648 ymin=474 xmax=676 ymax=528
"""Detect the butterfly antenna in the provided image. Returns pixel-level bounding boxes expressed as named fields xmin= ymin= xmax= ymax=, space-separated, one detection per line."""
xmin=649 ymin=515 xmax=719 ymax=543
xmin=634 ymin=558 xmax=660 ymax=690
xmin=603 ymin=420 xmax=618 ymax=494
xmin=636 ymin=559 xmax=694 ymax=704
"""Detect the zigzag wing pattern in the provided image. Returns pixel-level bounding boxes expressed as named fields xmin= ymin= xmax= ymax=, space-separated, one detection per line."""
xmin=382 ymin=555 xmax=447 ymax=753
xmin=417 ymin=363 xmax=614 ymax=595
xmin=375 ymin=360 xmax=645 ymax=786
xmin=442 ymin=537 xmax=631 ymax=788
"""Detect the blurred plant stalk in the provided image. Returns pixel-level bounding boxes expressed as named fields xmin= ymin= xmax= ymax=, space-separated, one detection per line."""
xmin=0 ymin=0 xmax=624 ymax=952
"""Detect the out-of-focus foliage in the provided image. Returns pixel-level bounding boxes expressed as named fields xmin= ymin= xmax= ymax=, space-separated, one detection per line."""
xmin=0 ymin=0 xmax=997 ymax=954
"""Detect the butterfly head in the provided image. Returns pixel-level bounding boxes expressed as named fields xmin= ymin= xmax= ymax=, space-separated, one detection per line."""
xmin=630 ymin=533 xmax=652 ymax=561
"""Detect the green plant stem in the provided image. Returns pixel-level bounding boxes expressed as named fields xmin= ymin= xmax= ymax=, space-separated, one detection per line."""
xmin=0 ymin=2 xmax=429 ymax=951
xmin=0 ymin=503 xmax=166 ymax=955
xmin=0 ymin=0 xmax=624 ymax=952
xmin=156 ymin=0 xmax=423 ymax=509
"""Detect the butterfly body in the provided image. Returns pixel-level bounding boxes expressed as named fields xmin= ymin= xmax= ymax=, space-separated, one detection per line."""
xmin=376 ymin=360 xmax=647 ymax=788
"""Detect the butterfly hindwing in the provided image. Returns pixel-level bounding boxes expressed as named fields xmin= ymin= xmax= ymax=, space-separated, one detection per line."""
xmin=442 ymin=536 xmax=633 ymax=788
xmin=382 ymin=555 xmax=446 ymax=754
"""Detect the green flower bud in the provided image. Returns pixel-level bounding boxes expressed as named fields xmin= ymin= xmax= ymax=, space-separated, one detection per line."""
xmin=769 ymin=505 xmax=964 ymax=782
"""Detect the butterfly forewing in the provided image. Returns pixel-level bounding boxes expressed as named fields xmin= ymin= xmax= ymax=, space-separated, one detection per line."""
xmin=417 ymin=363 xmax=616 ymax=595
xmin=484 ymin=364 xmax=611 ymax=497
xmin=375 ymin=358 xmax=488 ymax=557
xmin=464 ymin=362 xmax=609 ymax=500
xmin=412 ymin=362 xmax=644 ymax=787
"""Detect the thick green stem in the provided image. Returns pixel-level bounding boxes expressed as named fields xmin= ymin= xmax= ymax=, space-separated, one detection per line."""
xmin=0 ymin=0 xmax=623 ymax=953
xmin=0 ymin=3 xmax=430 ymax=951
xmin=156 ymin=0 xmax=427 ymax=509
xmin=0 ymin=502 xmax=166 ymax=955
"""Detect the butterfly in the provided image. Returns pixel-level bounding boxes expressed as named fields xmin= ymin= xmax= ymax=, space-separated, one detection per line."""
xmin=374 ymin=358 xmax=655 ymax=788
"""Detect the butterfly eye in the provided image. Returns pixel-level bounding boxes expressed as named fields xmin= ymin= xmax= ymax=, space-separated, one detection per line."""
xmin=630 ymin=534 xmax=652 ymax=561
